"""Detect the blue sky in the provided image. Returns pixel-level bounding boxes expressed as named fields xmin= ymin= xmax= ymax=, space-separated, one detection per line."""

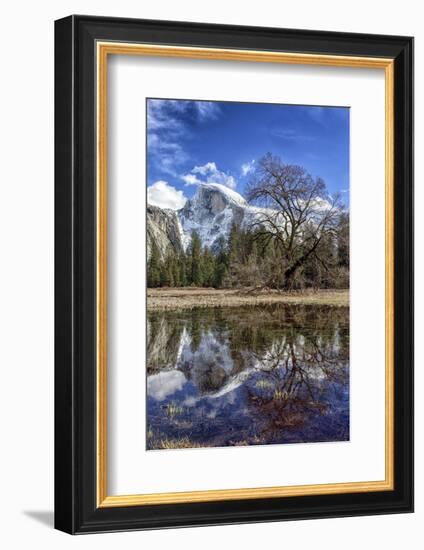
xmin=147 ymin=98 xmax=349 ymax=210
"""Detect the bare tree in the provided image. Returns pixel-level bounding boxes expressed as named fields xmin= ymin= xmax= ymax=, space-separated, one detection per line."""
xmin=247 ymin=154 xmax=343 ymax=289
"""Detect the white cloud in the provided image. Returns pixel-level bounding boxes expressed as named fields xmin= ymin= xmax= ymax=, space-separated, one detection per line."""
xmin=148 ymin=99 xmax=220 ymax=130
xmin=192 ymin=162 xmax=217 ymax=176
xmin=147 ymin=180 xmax=187 ymax=210
xmin=181 ymin=173 xmax=201 ymax=186
xmin=147 ymin=371 xmax=186 ymax=401
xmin=215 ymin=173 xmax=236 ymax=189
xmin=182 ymin=162 xmax=237 ymax=190
xmin=148 ymin=134 xmax=188 ymax=177
xmin=195 ymin=101 xmax=220 ymax=120
xmin=241 ymin=160 xmax=255 ymax=176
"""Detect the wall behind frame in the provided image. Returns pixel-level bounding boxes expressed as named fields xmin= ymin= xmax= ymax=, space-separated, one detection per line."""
xmin=0 ymin=0 xmax=419 ymax=548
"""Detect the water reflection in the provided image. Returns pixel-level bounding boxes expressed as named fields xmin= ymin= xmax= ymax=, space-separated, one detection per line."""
xmin=146 ymin=305 xmax=349 ymax=450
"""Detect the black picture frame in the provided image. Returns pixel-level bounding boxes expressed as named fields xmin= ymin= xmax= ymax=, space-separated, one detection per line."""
xmin=55 ymin=14 xmax=414 ymax=534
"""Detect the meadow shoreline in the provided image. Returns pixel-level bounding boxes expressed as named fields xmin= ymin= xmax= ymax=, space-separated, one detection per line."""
xmin=147 ymin=287 xmax=349 ymax=311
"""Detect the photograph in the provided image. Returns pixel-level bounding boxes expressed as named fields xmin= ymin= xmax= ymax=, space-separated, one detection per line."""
xmin=146 ymin=98 xmax=350 ymax=451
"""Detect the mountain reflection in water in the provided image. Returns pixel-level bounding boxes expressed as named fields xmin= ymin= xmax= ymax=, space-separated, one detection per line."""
xmin=146 ymin=304 xmax=349 ymax=450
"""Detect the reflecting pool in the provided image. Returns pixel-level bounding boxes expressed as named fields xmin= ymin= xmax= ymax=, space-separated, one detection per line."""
xmin=146 ymin=304 xmax=349 ymax=450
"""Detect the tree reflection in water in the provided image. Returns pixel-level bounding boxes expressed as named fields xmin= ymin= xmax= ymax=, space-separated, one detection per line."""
xmin=146 ymin=304 xmax=349 ymax=450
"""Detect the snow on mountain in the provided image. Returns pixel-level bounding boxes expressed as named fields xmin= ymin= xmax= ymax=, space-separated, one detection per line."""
xmin=147 ymin=182 xmax=274 ymax=255
xmin=177 ymin=183 xmax=260 ymax=251
xmin=200 ymin=183 xmax=248 ymax=207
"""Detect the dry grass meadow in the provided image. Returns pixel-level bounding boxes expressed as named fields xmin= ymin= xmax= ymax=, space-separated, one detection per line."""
xmin=147 ymin=287 xmax=349 ymax=311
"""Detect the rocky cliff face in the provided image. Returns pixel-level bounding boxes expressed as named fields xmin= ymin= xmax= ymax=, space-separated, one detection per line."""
xmin=178 ymin=183 xmax=248 ymax=251
xmin=147 ymin=205 xmax=184 ymax=260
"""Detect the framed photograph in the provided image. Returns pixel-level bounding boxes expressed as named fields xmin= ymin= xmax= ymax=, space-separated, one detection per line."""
xmin=54 ymin=15 xmax=413 ymax=534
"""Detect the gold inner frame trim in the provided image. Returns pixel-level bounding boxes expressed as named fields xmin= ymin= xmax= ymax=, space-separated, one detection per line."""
xmin=96 ymin=41 xmax=395 ymax=508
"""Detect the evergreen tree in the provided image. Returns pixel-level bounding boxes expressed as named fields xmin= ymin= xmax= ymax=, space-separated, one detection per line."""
xmin=228 ymin=223 xmax=240 ymax=264
xmin=171 ymin=254 xmax=180 ymax=287
xmin=161 ymin=256 xmax=169 ymax=286
xmin=190 ymin=230 xmax=202 ymax=286
xmin=213 ymin=236 xmax=228 ymax=288
xmin=147 ymin=242 xmax=161 ymax=287
xmin=178 ymin=253 xmax=187 ymax=287
xmin=159 ymin=262 xmax=168 ymax=287
xmin=201 ymin=247 xmax=215 ymax=287
xmin=213 ymin=261 xmax=227 ymax=288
